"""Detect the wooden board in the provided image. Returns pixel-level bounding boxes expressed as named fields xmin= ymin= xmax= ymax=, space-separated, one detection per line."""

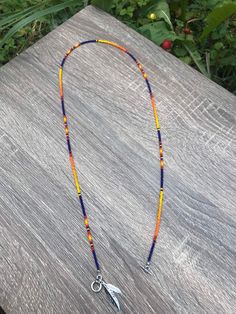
xmin=0 ymin=4 xmax=236 ymax=314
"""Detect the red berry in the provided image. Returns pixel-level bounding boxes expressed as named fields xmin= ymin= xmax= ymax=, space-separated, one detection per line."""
xmin=161 ymin=40 xmax=172 ymax=50
xmin=183 ymin=28 xmax=191 ymax=34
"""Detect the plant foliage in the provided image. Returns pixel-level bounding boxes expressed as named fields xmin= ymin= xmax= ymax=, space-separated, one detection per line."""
xmin=1 ymin=0 xmax=236 ymax=94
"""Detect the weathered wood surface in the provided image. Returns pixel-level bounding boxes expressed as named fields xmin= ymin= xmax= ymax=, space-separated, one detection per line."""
xmin=0 ymin=4 xmax=236 ymax=314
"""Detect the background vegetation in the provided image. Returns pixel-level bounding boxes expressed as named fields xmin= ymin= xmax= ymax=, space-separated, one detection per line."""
xmin=0 ymin=0 xmax=236 ymax=94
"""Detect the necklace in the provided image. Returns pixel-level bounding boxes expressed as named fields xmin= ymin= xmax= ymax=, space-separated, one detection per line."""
xmin=58 ymin=39 xmax=164 ymax=311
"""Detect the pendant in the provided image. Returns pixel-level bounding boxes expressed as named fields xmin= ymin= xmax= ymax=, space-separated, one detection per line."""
xmin=91 ymin=274 xmax=122 ymax=311
xmin=103 ymin=282 xmax=122 ymax=311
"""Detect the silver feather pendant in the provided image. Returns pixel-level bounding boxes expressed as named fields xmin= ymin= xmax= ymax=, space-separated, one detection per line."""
xmin=102 ymin=281 xmax=122 ymax=311
xmin=91 ymin=273 xmax=122 ymax=311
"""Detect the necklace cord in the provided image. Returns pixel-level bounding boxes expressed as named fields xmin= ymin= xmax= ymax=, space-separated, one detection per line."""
xmin=58 ymin=39 xmax=164 ymax=276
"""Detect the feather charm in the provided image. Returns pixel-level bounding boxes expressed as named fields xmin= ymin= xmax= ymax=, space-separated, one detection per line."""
xmin=102 ymin=281 xmax=122 ymax=311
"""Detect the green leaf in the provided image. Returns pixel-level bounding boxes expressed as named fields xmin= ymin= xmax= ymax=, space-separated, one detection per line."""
xmin=179 ymin=0 xmax=189 ymax=21
xmin=199 ymin=2 xmax=236 ymax=42
xmin=211 ymin=22 xmax=228 ymax=40
xmin=220 ymin=56 xmax=236 ymax=66
xmin=214 ymin=42 xmax=224 ymax=50
xmin=179 ymin=56 xmax=192 ymax=65
xmin=137 ymin=0 xmax=150 ymax=7
xmin=173 ymin=45 xmax=187 ymax=57
xmin=141 ymin=0 xmax=173 ymax=30
xmin=175 ymin=19 xmax=184 ymax=28
xmin=119 ymin=6 xmax=134 ymax=17
xmin=0 ymin=0 xmax=81 ymax=48
xmin=138 ymin=21 xmax=177 ymax=45
xmin=0 ymin=4 xmax=41 ymax=29
xmin=183 ymin=41 xmax=209 ymax=77
xmin=160 ymin=9 xmax=173 ymax=30
xmin=91 ymin=0 xmax=114 ymax=12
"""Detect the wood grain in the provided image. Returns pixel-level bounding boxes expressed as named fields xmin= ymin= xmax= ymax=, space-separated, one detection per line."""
xmin=0 ymin=4 xmax=236 ymax=314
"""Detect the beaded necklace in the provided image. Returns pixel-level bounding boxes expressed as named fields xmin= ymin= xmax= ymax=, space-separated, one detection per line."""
xmin=58 ymin=39 xmax=164 ymax=311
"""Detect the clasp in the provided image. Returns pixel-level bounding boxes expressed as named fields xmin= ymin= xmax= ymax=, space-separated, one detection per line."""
xmin=141 ymin=262 xmax=152 ymax=274
xmin=91 ymin=273 xmax=103 ymax=292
